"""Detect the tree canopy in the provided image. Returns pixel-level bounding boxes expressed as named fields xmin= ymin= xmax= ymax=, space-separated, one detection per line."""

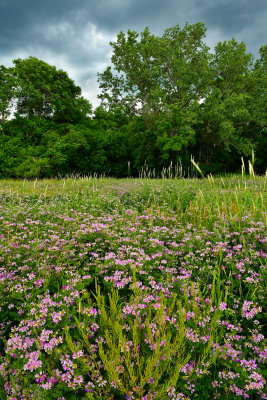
xmin=0 ymin=23 xmax=266 ymax=178
xmin=1 ymin=57 xmax=92 ymax=123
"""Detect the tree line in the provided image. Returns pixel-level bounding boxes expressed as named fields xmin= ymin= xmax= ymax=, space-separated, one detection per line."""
xmin=0 ymin=22 xmax=266 ymax=178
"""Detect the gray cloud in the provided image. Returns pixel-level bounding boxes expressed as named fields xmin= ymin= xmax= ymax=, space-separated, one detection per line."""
xmin=0 ymin=0 xmax=266 ymax=107
xmin=195 ymin=0 xmax=266 ymax=34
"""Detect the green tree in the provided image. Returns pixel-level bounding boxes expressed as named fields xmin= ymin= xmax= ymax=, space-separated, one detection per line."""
xmin=248 ymin=45 xmax=267 ymax=172
xmin=194 ymin=38 xmax=256 ymax=170
xmin=0 ymin=66 xmax=15 ymax=129
xmin=98 ymin=23 xmax=211 ymax=114
xmin=12 ymin=57 xmax=92 ymax=123
xmin=98 ymin=23 xmax=211 ymax=166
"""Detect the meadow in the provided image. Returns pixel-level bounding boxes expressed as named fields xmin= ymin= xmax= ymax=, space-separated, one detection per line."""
xmin=0 ymin=174 xmax=266 ymax=400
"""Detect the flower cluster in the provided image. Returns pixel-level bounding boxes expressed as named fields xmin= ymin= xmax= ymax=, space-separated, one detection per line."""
xmin=0 ymin=177 xmax=266 ymax=399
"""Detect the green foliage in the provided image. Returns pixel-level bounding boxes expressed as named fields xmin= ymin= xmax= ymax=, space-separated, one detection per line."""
xmin=0 ymin=25 xmax=266 ymax=178
xmin=0 ymin=66 xmax=15 ymax=129
xmin=194 ymin=39 xmax=256 ymax=167
xmin=98 ymin=24 xmax=266 ymax=175
xmin=98 ymin=23 xmax=211 ymax=167
xmin=12 ymin=57 xmax=92 ymax=123
xmin=67 ymin=277 xmax=223 ymax=399
xmin=99 ymin=23 xmax=210 ymax=114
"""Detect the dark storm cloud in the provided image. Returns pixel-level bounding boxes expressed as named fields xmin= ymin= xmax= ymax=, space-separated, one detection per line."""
xmin=0 ymin=0 xmax=87 ymax=54
xmin=192 ymin=0 xmax=267 ymax=55
xmin=0 ymin=0 xmax=266 ymax=106
xmin=195 ymin=0 xmax=266 ymax=34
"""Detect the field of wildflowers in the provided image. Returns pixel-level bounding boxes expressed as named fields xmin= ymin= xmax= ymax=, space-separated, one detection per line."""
xmin=0 ymin=175 xmax=266 ymax=399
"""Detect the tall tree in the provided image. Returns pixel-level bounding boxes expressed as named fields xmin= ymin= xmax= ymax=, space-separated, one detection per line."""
xmin=98 ymin=23 xmax=211 ymax=163
xmin=98 ymin=23 xmax=211 ymax=115
xmin=194 ymin=38 xmax=256 ymax=167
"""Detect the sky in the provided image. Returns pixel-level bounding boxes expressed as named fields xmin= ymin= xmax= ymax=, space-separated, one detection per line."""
xmin=0 ymin=0 xmax=266 ymax=108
